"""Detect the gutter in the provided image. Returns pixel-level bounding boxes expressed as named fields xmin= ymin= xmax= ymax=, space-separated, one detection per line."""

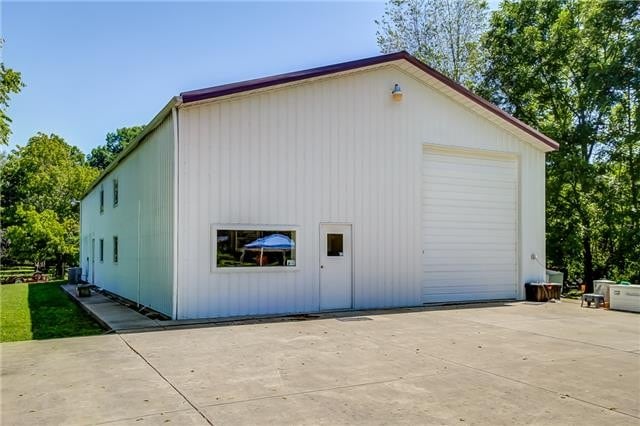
xmin=81 ymin=95 xmax=183 ymax=199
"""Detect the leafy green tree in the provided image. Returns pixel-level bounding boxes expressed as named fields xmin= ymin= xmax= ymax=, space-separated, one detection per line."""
xmin=1 ymin=133 xmax=98 ymax=274
xmin=481 ymin=0 xmax=640 ymax=288
xmin=2 ymin=133 xmax=98 ymax=221
xmin=376 ymin=0 xmax=489 ymax=85
xmin=0 ymin=39 xmax=25 ymax=145
xmin=5 ymin=207 xmax=78 ymax=274
xmin=87 ymin=125 xmax=144 ymax=170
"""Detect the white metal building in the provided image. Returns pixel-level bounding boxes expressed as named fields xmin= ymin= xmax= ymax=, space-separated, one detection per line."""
xmin=80 ymin=52 xmax=558 ymax=319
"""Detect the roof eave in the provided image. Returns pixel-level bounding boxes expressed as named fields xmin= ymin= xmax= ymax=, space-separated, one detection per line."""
xmin=398 ymin=54 xmax=559 ymax=151
xmin=180 ymin=51 xmax=408 ymax=104
xmin=180 ymin=51 xmax=558 ymax=152
xmin=81 ymin=96 xmax=183 ymax=199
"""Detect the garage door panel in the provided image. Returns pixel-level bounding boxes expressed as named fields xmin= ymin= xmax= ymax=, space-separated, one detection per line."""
xmin=423 ymin=189 xmax=515 ymax=203
xmin=422 ymin=147 xmax=517 ymax=303
xmin=424 ymin=213 xmax=516 ymax=225
xmin=424 ymin=282 xmax=516 ymax=292
xmin=426 ymin=173 xmax=515 ymax=186
xmin=425 ymin=176 xmax=517 ymax=190
xmin=426 ymin=260 xmax=515 ymax=270
xmin=425 ymin=154 xmax=516 ymax=170
xmin=423 ymin=258 xmax=516 ymax=268
xmin=424 ymin=243 xmax=516 ymax=251
xmin=426 ymin=166 xmax=515 ymax=181
xmin=423 ymin=200 xmax=516 ymax=211
xmin=424 ymin=290 xmax=515 ymax=303
xmin=425 ymin=283 xmax=514 ymax=292
xmin=425 ymin=241 xmax=515 ymax=251
xmin=425 ymin=250 xmax=515 ymax=262
xmin=424 ymin=265 xmax=515 ymax=275
xmin=423 ymin=189 xmax=516 ymax=202
xmin=425 ymin=173 xmax=516 ymax=184
xmin=423 ymin=198 xmax=517 ymax=211
xmin=423 ymin=253 xmax=515 ymax=264
xmin=425 ymin=230 xmax=514 ymax=239
xmin=425 ymin=223 xmax=515 ymax=231
xmin=424 ymin=257 xmax=516 ymax=267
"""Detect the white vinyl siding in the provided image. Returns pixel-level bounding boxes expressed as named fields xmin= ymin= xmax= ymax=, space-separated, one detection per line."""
xmin=422 ymin=147 xmax=518 ymax=303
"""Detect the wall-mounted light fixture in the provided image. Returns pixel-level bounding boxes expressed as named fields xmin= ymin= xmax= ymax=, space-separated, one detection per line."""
xmin=392 ymin=83 xmax=403 ymax=101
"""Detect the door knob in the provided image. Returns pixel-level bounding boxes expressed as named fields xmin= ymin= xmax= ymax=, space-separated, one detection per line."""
xmin=320 ymin=265 xmax=324 ymax=269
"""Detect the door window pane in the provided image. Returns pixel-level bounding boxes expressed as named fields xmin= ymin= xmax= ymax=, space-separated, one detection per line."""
xmin=327 ymin=233 xmax=343 ymax=256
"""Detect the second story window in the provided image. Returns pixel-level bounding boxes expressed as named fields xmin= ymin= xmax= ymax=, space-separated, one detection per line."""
xmin=113 ymin=179 xmax=119 ymax=207
xmin=113 ymin=236 xmax=119 ymax=263
xmin=99 ymin=186 xmax=104 ymax=213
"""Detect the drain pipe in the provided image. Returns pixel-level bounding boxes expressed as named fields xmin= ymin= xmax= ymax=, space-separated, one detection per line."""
xmin=171 ymin=99 xmax=182 ymax=320
xmin=137 ymin=199 xmax=141 ymax=307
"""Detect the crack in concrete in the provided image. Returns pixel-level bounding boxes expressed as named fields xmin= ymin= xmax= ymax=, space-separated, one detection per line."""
xmin=92 ymin=407 xmax=195 ymax=425
xmin=454 ymin=315 xmax=639 ymax=355
xmin=420 ymin=351 xmax=640 ymax=420
xmin=196 ymin=373 xmax=440 ymax=409
xmin=195 ymin=349 xmax=638 ymax=421
xmin=117 ymin=334 xmax=214 ymax=426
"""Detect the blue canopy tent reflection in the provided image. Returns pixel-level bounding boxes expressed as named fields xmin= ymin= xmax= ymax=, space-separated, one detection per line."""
xmin=240 ymin=233 xmax=296 ymax=266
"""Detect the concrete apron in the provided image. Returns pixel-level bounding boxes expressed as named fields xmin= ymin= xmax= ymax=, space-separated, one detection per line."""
xmin=61 ymin=283 xmax=527 ymax=333
xmin=1 ymin=300 xmax=639 ymax=425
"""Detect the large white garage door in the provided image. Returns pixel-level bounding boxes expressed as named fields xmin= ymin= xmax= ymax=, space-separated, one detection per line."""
xmin=422 ymin=147 xmax=517 ymax=303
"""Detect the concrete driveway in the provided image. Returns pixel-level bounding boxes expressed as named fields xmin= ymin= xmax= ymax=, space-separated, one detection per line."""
xmin=2 ymin=301 xmax=639 ymax=425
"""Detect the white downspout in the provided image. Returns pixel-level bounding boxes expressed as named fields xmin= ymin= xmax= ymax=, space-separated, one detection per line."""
xmin=137 ymin=199 xmax=141 ymax=307
xmin=79 ymin=200 xmax=83 ymax=281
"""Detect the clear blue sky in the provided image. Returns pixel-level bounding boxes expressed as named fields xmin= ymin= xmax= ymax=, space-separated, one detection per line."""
xmin=3 ymin=1 xmax=387 ymax=155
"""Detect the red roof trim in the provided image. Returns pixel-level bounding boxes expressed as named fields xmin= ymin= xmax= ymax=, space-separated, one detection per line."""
xmin=180 ymin=52 xmax=407 ymax=103
xmin=180 ymin=51 xmax=559 ymax=150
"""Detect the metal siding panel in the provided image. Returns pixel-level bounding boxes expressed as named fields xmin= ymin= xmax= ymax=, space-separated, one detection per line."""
xmin=176 ymin=65 xmax=546 ymax=319
xmin=80 ymin=116 xmax=174 ymax=316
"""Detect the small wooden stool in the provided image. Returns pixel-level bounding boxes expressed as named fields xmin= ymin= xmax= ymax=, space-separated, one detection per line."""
xmin=581 ymin=293 xmax=604 ymax=308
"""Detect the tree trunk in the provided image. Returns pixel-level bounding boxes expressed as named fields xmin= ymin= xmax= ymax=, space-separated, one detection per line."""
xmin=583 ymin=235 xmax=594 ymax=293
xmin=55 ymin=254 xmax=64 ymax=278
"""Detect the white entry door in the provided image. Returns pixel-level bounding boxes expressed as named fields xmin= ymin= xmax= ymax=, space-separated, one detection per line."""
xmin=319 ymin=224 xmax=352 ymax=310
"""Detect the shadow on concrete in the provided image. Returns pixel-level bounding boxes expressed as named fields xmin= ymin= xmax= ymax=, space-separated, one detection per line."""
xmin=129 ymin=300 xmax=519 ymax=334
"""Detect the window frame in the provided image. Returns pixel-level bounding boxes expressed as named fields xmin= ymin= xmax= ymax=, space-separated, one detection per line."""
xmin=113 ymin=236 xmax=119 ymax=263
xmin=113 ymin=178 xmax=119 ymax=207
xmin=99 ymin=238 xmax=104 ymax=262
xmin=211 ymin=224 xmax=300 ymax=273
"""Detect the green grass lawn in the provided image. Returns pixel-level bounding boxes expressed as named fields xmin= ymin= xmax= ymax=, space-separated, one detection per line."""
xmin=0 ymin=280 xmax=103 ymax=342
